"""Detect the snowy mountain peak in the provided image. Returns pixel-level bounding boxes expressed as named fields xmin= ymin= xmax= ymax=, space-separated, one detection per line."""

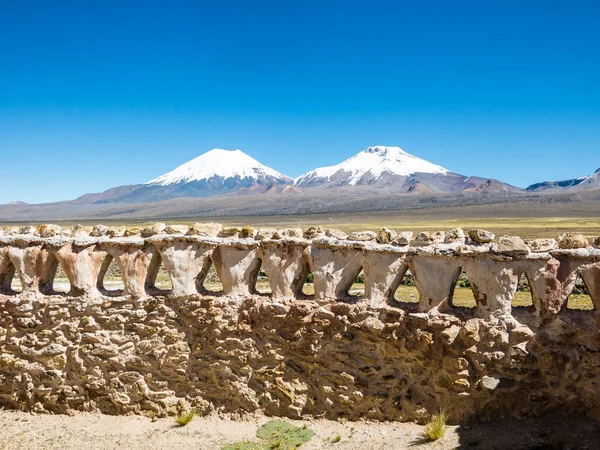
xmin=294 ymin=146 xmax=449 ymax=187
xmin=146 ymin=148 xmax=292 ymax=186
xmin=364 ymin=145 xmax=408 ymax=157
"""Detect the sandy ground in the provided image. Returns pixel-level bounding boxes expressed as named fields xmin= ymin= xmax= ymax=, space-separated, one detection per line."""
xmin=0 ymin=410 xmax=599 ymax=450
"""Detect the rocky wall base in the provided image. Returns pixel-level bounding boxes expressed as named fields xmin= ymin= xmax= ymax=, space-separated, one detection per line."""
xmin=1 ymin=293 xmax=599 ymax=423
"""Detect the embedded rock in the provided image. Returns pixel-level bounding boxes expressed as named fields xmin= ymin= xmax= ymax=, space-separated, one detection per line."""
xmin=376 ymin=228 xmax=397 ymax=244
xmin=124 ymin=227 xmax=141 ymax=237
xmin=164 ymin=224 xmax=189 ymax=235
xmin=324 ymin=228 xmax=347 ymax=240
xmin=188 ymin=222 xmax=223 ymax=237
xmin=140 ymin=223 xmax=166 ymax=237
xmin=412 ymin=231 xmax=445 ymax=245
xmin=303 ymin=226 xmax=324 ymax=239
xmin=492 ymin=235 xmax=530 ymax=256
xmin=19 ymin=226 xmax=37 ymax=235
xmin=91 ymin=224 xmax=109 ymax=237
xmin=275 ymin=228 xmax=304 ymax=239
xmin=107 ymin=226 xmax=127 ymax=238
xmin=445 ymin=228 xmax=465 ymax=243
xmin=392 ymin=231 xmax=413 ymax=246
xmin=557 ymin=233 xmax=589 ymax=249
xmin=255 ymin=228 xmax=277 ymax=240
xmin=468 ymin=229 xmax=495 ymax=243
xmin=239 ymin=226 xmax=256 ymax=239
xmin=347 ymin=231 xmax=377 ymax=242
xmin=527 ymin=238 xmax=557 ymax=253
xmin=36 ymin=224 xmax=62 ymax=238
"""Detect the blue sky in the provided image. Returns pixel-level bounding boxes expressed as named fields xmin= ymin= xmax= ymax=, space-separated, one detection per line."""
xmin=1 ymin=0 xmax=599 ymax=204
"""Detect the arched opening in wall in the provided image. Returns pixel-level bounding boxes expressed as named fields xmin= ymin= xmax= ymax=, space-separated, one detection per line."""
xmin=144 ymin=252 xmax=173 ymax=295
xmin=39 ymin=253 xmax=71 ymax=295
xmin=0 ymin=255 xmax=16 ymax=295
xmin=97 ymin=255 xmax=125 ymax=296
xmin=512 ymin=273 xmax=534 ymax=309
xmin=10 ymin=272 xmax=22 ymax=294
xmin=392 ymin=268 xmax=419 ymax=312
xmin=566 ymin=273 xmax=594 ymax=311
xmin=301 ymin=270 xmax=315 ymax=297
xmin=347 ymin=269 xmax=365 ymax=298
xmin=197 ymin=258 xmax=223 ymax=295
xmin=52 ymin=263 xmax=72 ymax=294
xmin=448 ymin=269 xmax=476 ymax=309
xmin=254 ymin=265 xmax=272 ymax=295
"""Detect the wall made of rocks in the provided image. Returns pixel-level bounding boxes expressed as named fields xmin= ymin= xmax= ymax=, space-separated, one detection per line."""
xmin=0 ymin=223 xmax=599 ymax=422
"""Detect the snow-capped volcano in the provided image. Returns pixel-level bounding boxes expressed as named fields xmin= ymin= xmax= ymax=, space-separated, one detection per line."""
xmin=146 ymin=148 xmax=291 ymax=186
xmin=294 ymin=146 xmax=450 ymax=187
xmin=95 ymin=149 xmax=292 ymax=203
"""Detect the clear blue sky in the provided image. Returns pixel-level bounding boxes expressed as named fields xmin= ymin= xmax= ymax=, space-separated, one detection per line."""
xmin=1 ymin=0 xmax=599 ymax=204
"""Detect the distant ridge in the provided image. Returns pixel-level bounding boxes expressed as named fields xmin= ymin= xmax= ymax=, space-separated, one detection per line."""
xmin=526 ymin=168 xmax=600 ymax=192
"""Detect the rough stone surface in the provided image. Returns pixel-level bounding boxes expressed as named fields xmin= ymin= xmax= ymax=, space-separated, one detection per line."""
xmin=324 ymin=228 xmax=347 ymax=240
xmin=68 ymin=224 xmax=89 ymax=238
xmin=303 ymin=226 xmax=324 ymax=239
xmin=275 ymin=228 xmax=304 ymax=239
xmin=413 ymin=231 xmax=445 ymax=245
xmin=107 ymin=226 xmax=127 ymax=238
xmin=445 ymin=228 xmax=465 ymax=244
xmin=164 ymin=225 xmax=189 ymax=235
xmin=90 ymin=225 xmax=109 ymax=237
xmin=376 ymin=228 xmax=397 ymax=244
xmin=0 ymin=226 xmax=599 ymax=424
xmin=527 ymin=238 xmax=558 ymax=253
xmin=36 ymin=224 xmax=62 ymax=238
xmin=254 ymin=228 xmax=277 ymax=240
xmin=492 ymin=235 xmax=530 ymax=256
xmin=124 ymin=227 xmax=141 ymax=237
xmin=557 ymin=233 xmax=589 ymax=249
xmin=468 ymin=229 xmax=495 ymax=243
xmin=239 ymin=226 xmax=256 ymax=239
xmin=392 ymin=232 xmax=413 ymax=246
xmin=347 ymin=231 xmax=377 ymax=242
xmin=141 ymin=223 xmax=166 ymax=237
xmin=188 ymin=222 xmax=223 ymax=237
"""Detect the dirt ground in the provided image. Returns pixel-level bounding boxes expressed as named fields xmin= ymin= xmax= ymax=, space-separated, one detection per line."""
xmin=1 ymin=410 xmax=599 ymax=450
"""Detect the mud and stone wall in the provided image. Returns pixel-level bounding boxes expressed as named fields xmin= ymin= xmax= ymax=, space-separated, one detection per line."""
xmin=1 ymin=223 xmax=600 ymax=422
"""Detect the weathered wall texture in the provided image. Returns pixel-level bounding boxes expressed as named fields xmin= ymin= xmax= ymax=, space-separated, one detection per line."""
xmin=0 ymin=224 xmax=599 ymax=422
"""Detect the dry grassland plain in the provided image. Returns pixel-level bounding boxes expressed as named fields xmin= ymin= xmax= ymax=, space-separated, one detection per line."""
xmin=6 ymin=214 xmax=599 ymax=240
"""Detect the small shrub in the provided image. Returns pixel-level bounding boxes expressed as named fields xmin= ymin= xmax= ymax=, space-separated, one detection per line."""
xmin=223 ymin=420 xmax=315 ymax=450
xmin=175 ymin=408 xmax=196 ymax=427
xmin=400 ymin=272 xmax=416 ymax=286
xmin=331 ymin=434 xmax=341 ymax=443
xmin=423 ymin=410 xmax=447 ymax=441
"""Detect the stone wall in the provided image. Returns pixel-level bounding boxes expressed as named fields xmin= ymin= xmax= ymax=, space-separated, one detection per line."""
xmin=0 ymin=223 xmax=600 ymax=422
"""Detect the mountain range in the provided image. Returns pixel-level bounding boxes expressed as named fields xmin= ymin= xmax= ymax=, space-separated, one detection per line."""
xmin=69 ymin=146 xmax=521 ymax=204
xmin=1 ymin=146 xmax=598 ymax=221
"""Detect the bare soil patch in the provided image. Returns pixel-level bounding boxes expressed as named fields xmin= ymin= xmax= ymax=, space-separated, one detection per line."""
xmin=0 ymin=410 xmax=598 ymax=450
